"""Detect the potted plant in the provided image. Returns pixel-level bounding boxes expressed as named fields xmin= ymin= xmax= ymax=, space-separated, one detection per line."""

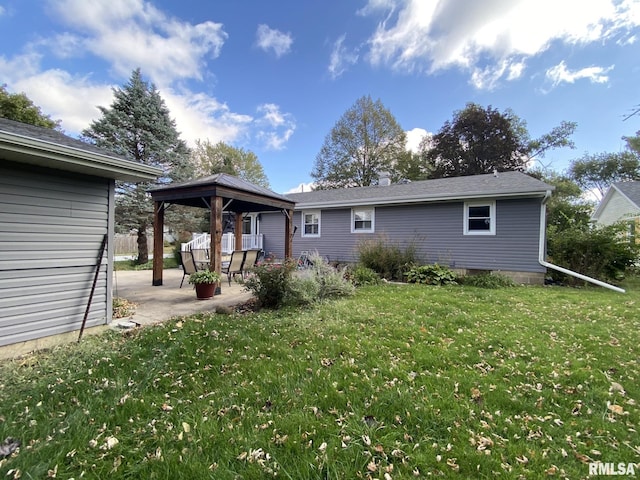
xmin=188 ymin=269 xmax=221 ymax=300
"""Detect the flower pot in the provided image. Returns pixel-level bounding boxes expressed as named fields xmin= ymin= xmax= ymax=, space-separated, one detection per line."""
xmin=194 ymin=282 xmax=216 ymax=300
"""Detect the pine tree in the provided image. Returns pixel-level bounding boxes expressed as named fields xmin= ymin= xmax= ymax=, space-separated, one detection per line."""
xmin=82 ymin=69 xmax=190 ymax=264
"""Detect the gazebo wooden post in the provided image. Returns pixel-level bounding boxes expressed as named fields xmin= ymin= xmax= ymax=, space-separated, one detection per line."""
xmin=234 ymin=212 xmax=243 ymax=251
xmin=284 ymin=208 xmax=294 ymax=259
xmin=152 ymin=200 xmax=164 ymax=286
xmin=210 ymin=196 xmax=223 ymax=276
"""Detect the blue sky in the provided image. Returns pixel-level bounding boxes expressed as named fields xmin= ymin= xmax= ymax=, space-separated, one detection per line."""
xmin=1 ymin=0 xmax=639 ymax=193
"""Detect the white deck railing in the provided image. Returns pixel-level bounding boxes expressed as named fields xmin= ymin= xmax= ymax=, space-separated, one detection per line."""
xmin=182 ymin=233 xmax=263 ymax=254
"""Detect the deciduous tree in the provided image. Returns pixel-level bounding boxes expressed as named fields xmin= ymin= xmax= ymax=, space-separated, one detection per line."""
xmin=82 ymin=69 xmax=190 ymax=264
xmin=0 ymin=84 xmax=60 ymax=129
xmin=311 ymin=95 xmax=406 ymax=189
xmin=191 ymin=140 xmax=270 ymax=188
xmin=568 ymin=151 xmax=640 ymax=199
xmin=427 ymin=103 xmax=576 ymax=178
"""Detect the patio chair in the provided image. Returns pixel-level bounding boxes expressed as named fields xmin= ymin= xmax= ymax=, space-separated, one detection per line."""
xmin=241 ymin=249 xmax=261 ymax=277
xmin=190 ymin=248 xmax=210 ymax=270
xmin=222 ymin=250 xmax=246 ymax=286
xmin=179 ymin=249 xmax=198 ymax=288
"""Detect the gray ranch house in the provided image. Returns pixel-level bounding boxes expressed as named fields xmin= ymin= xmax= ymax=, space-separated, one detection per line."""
xmin=0 ymin=118 xmax=160 ymax=352
xmin=260 ymin=171 xmax=555 ymax=284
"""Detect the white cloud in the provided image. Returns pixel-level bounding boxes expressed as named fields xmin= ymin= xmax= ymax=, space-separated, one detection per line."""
xmin=405 ymin=127 xmax=430 ymax=152
xmin=328 ymin=34 xmax=359 ymax=79
xmin=255 ymin=24 xmax=293 ymax=58
xmin=255 ymin=103 xmax=296 ymax=150
xmin=0 ymin=6 xmax=5 ymax=16
xmin=284 ymin=182 xmax=315 ymax=194
xmin=361 ymin=0 xmax=640 ymax=89
xmin=11 ymin=70 xmax=114 ymax=134
xmin=162 ymin=89 xmax=253 ymax=146
xmin=1 ymin=1 xmax=298 ymax=151
xmin=46 ymin=0 xmax=227 ymax=86
xmin=545 ymin=61 xmax=614 ymax=87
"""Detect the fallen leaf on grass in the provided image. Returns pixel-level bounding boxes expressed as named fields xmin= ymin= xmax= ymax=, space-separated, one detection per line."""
xmin=608 ymin=404 xmax=624 ymax=415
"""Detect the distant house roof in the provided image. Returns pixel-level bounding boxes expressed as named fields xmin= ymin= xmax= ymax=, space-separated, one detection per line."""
xmin=286 ymin=171 xmax=553 ymax=209
xmin=592 ymin=181 xmax=640 ymax=222
xmin=150 ymin=173 xmax=295 ymax=212
xmin=0 ymin=117 xmax=161 ymax=182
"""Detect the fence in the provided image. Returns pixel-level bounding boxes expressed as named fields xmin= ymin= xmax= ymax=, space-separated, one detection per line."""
xmin=114 ymin=234 xmax=155 ymax=255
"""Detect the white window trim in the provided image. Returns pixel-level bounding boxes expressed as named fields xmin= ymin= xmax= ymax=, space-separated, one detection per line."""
xmin=351 ymin=207 xmax=375 ymax=233
xmin=301 ymin=210 xmax=321 ymax=238
xmin=464 ymin=201 xmax=496 ymax=235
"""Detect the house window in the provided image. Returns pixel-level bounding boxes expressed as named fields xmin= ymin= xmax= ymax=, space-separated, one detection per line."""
xmin=351 ymin=208 xmax=375 ymax=233
xmin=464 ymin=201 xmax=495 ymax=235
xmin=302 ymin=211 xmax=320 ymax=237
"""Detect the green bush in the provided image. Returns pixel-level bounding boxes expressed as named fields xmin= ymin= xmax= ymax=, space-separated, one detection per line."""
xmin=405 ymin=263 xmax=457 ymax=285
xmin=243 ymin=252 xmax=354 ymax=308
xmin=345 ymin=265 xmax=381 ymax=286
xmin=356 ymin=234 xmax=418 ymax=280
xmin=547 ymin=222 xmax=639 ymax=284
xmin=243 ymin=259 xmax=296 ymax=308
xmin=461 ymin=272 xmax=515 ymax=288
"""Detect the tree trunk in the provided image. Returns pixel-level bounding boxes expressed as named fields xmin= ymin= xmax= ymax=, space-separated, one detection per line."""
xmin=137 ymin=226 xmax=149 ymax=264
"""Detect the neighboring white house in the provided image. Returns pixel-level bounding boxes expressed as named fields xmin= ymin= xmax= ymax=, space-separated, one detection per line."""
xmin=592 ymin=181 xmax=640 ymax=227
xmin=0 ymin=118 xmax=161 ymax=352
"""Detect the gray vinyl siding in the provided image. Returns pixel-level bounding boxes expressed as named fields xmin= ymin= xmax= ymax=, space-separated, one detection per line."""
xmin=261 ymin=198 xmax=544 ymax=273
xmin=0 ymin=161 xmax=111 ymax=346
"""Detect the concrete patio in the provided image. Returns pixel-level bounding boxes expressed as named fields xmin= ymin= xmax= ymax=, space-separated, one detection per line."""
xmin=112 ymin=268 xmax=254 ymax=326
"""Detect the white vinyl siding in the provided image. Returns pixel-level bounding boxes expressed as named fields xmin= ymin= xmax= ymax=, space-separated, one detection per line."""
xmin=464 ymin=201 xmax=495 ymax=235
xmin=351 ymin=208 xmax=374 ymax=233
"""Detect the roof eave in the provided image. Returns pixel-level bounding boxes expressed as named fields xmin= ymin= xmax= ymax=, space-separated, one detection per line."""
xmin=292 ymin=190 xmax=551 ymax=210
xmin=0 ymin=132 xmax=161 ymax=182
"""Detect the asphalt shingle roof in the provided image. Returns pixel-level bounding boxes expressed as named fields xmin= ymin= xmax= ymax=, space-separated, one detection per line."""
xmin=0 ymin=117 xmax=129 ymax=160
xmin=285 ymin=171 xmax=553 ymax=208
xmin=614 ymin=181 xmax=640 ymax=208
xmin=151 ymin=173 xmax=293 ymax=203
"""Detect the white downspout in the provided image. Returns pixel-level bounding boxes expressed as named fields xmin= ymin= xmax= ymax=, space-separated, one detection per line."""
xmin=539 ymin=190 xmax=625 ymax=293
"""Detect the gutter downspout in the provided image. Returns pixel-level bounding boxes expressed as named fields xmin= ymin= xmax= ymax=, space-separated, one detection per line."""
xmin=539 ymin=190 xmax=625 ymax=293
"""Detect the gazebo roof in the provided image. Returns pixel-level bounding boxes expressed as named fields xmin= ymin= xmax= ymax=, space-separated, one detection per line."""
xmin=149 ymin=173 xmax=295 ymax=212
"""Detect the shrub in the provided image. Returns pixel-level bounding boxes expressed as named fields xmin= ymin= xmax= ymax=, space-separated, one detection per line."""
xmin=356 ymin=234 xmax=418 ymax=280
xmin=345 ymin=265 xmax=381 ymax=286
xmin=461 ymin=272 xmax=515 ymax=289
xmin=243 ymin=259 xmax=296 ymax=308
xmin=243 ymin=252 xmax=354 ymax=308
xmin=405 ymin=263 xmax=457 ymax=285
xmin=547 ymin=222 xmax=639 ymax=284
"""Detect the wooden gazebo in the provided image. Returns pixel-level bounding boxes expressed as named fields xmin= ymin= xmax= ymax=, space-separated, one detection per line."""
xmin=149 ymin=174 xmax=296 ymax=286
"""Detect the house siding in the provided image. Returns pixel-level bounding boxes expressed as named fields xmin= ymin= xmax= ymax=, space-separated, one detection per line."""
xmin=0 ymin=161 xmax=111 ymax=347
xmin=597 ymin=190 xmax=640 ymax=226
xmin=261 ymin=198 xmax=544 ymax=273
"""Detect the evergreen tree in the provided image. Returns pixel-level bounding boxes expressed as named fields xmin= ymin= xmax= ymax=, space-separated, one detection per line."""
xmin=82 ymin=69 xmax=190 ymax=264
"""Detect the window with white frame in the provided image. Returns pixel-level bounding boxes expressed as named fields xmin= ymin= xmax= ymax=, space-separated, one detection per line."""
xmin=464 ymin=201 xmax=495 ymax=235
xmin=302 ymin=211 xmax=321 ymax=237
xmin=351 ymin=208 xmax=375 ymax=233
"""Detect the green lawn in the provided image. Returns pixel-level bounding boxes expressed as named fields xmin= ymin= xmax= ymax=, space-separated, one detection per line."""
xmin=1 ymin=282 xmax=638 ymax=478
